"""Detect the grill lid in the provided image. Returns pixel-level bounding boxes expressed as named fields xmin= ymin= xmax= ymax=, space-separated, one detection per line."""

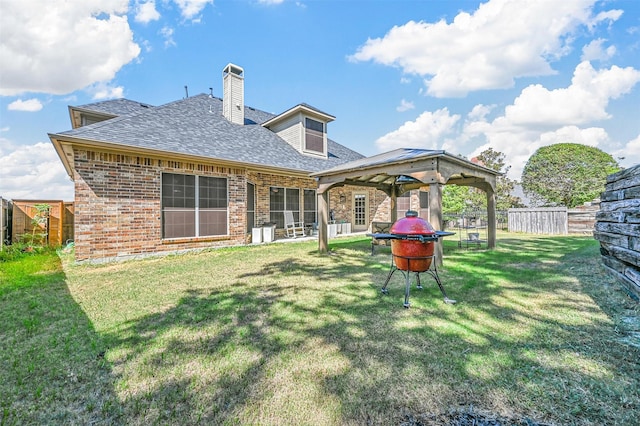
xmin=390 ymin=210 xmax=435 ymax=236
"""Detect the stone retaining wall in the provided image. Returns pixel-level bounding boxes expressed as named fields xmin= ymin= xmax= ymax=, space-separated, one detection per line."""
xmin=593 ymin=164 xmax=640 ymax=300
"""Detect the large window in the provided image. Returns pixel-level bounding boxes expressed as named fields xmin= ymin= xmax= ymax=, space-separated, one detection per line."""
xmin=162 ymin=173 xmax=228 ymax=239
xmin=270 ymin=187 xmax=300 ymax=228
xmin=305 ymin=118 xmax=324 ymax=154
xmin=304 ymin=189 xmax=316 ymax=226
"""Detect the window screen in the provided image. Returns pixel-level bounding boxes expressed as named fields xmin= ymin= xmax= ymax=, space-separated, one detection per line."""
xmin=162 ymin=173 xmax=228 ymax=238
xmin=270 ymin=187 xmax=301 ymax=228
xmin=304 ymin=189 xmax=316 ymax=226
xmin=305 ymin=118 xmax=324 ymax=154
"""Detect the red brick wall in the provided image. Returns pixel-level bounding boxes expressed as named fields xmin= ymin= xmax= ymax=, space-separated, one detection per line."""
xmin=74 ymin=149 xmax=249 ymax=262
xmin=73 ymin=149 xmax=391 ymax=262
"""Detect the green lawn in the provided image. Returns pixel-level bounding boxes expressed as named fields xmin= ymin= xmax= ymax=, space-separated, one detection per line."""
xmin=1 ymin=234 xmax=638 ymax=425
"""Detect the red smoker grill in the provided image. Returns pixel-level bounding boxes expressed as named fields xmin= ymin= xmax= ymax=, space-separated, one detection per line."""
xmin=369 ymin=211 xmax=456 ymax=308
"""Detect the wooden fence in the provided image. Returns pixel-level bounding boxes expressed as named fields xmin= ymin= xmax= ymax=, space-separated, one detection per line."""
xmin=593 ymin=164 xmax=640 ymax=300
xmin=508 ymin=207 xmax=568 ymax=234
xmin=11 ymin=200 xmax=74 ymax=247
xmin=1 ymin=197 xmax=10 ymax=249
xmin=508 ymin=205 xmax=598 ymax=235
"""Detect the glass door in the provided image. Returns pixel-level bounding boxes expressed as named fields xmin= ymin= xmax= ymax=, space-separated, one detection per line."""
xmin=352 ymin=192 xmax=368 ymax=231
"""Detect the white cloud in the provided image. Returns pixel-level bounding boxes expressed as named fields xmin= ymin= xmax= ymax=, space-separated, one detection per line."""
xmin=396 ymin=99 xmax=414 ymax=112
xmin=378 ymin=61 xmax=640 ymax=180
xmin=135 ymin=1 xmax=161 ymax=24
xmin=375 ymin=108 xmax=460 ymax=151
xmin=502 ymin=61 xmax=640 ymax=128
xmin=613 ymin=134 xmax=640 ymax=168
xmin=258 ymin=0 xmax=285 ymax=4
xmin=581 ymin=39 xmax=616 ymax=62
xmin=89 ymin=83 xmax=125 ymax=100
xmin=7 ymin=98 xmax=43 ymax=112
xmin=0 ymin=0 xmax=140 ymax=96
xmin=0 ymin=140 xmax=73 ymax=201
xmin=349 ymin=0 xmax=622 ymax=97
xmin=467 ymin=104 xmax=495 ymax=121
xmin=160 ymin=26 xmax=177 ymax=48
xmin=591 ymin=9 xmax=624 ymax=29
xmin=174 ymin=0 xmax=212 ymax=20
xmin=460 ymin=62 xmax=640 ymax=179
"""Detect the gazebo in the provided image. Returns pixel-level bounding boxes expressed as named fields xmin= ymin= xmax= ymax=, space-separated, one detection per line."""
xmin=310 ymin=149 xmax=501 ymax=265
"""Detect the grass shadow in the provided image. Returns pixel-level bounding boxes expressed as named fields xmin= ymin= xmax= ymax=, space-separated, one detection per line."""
xmin=23 ymin=235 xmax=640 ymax=425
xmin=0 ymin=250 xmax=122 ymax=424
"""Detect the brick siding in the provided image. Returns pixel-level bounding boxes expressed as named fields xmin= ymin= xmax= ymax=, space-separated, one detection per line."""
xmin=73 ymin=148 xmax=393 ymax=262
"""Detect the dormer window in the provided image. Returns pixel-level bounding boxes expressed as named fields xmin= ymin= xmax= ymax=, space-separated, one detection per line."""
xmin=81 ymin=113 xmax=103 ymax=127
xmin=262 ymin=103 xmax=334 ymax=159
xmin=305 ymin=118 xmax=324 ymax=155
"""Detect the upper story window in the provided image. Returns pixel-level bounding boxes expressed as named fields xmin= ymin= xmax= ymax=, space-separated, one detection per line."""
xmin=305 ymin=118 xmax=324 ymax=155
xmin=80 ymin=114 xmax=103 ymax=126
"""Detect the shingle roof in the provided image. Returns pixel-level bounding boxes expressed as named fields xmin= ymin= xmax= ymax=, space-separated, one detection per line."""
xmin=74 ymin=98 xmax=154 ymax=116
xmin=311 ymin=148 xmax=502 ymax=177
xmin=56 ymin=94 xmax=364 ymax=173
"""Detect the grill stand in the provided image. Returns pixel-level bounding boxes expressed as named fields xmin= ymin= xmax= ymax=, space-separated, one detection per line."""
xmin=381 ymin=254 xmax=457 ymax=308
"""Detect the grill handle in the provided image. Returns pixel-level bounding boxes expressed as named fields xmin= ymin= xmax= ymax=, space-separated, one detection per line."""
xmin=367 ymin=231 xmax=455 ymax=243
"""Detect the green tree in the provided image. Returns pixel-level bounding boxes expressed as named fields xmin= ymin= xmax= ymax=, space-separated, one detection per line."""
xmin=442 ymin=185 xmax=468 ymax=214
xmin=475 ymin=148 xmax=523 ymax=211
xmin=521 ymin=143 xmax=620 ymax=208
xmin=442 ymin=148 xmax=523 ymax=215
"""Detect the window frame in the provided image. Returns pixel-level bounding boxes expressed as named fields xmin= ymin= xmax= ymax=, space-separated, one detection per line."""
xmin=270 ymin=186 xmax=301 ymax=228
xmin=304 ymin=117 xmax=325 ymax=156
xmin=247 ymin=182 xmax=256 ymax=233
xmin=303 ymin=189 xmax=317 ymax=226
xmin=397 ymin=191 xmax=411 ymax=219
xmin=161 ymin=172 xmax=229 ymax=239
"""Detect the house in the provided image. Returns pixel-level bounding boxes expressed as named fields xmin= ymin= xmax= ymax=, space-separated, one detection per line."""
xmin=49 ymin=63 xmax=410 ymax=262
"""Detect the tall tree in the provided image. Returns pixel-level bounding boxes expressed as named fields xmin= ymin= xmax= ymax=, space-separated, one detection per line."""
xmin=475 ymin=148 xmax=524 ymax=211
xmin=442 ymin=148 xmax=523 ymax=215
xmin=521 ymin=143 xmax=620 ymax=208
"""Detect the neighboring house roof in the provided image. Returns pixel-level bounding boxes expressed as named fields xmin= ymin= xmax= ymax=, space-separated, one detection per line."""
xmin=51 ymin=94 xmax=364 ymax=176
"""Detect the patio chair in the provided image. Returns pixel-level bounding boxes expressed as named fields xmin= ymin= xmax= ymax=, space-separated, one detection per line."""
xmin=284 ymin=211 xmax=305 ymax=238
xmin=370 ymin=221 xmax=393 ymax=254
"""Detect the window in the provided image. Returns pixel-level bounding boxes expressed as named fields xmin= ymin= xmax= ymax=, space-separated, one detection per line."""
xmin=419 ymin=190 xmax=429 ymax=220
xmin=305 ymin=118 xmax=324 ymax=154
xmin=247 ymin=182 xmax=255 ymax=232
xmin=80 ymin=114 xmax=103 ymax=126
xmin=304 ymin=189 xmax=316 ymax=226
xmin=270 ymin=187 xmax=300 ymax=228
xmin=162 ymin=173 xmax=227 ymax=239
xmin=397 ymin=192 xmax=411 ymax=219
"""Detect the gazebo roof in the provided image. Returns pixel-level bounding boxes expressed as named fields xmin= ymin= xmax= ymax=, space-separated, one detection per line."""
xmin=311 ymin=148 xmax=500 ymax=194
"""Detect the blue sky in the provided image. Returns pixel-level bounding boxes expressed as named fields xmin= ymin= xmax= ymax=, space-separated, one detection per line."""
xmin=1 ymin=0 xmax=639 ymax=201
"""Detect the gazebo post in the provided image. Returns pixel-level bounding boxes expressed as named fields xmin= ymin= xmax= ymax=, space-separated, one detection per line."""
xmin=390 ymin=186 xmax=398 ymax=223
xmin=317 ymin=190 xmax=329 ymax=253
xmin=429 ymin=182 xmax=444 ymax=267
xmin=485 ymin=184 xmax=497 ymax=249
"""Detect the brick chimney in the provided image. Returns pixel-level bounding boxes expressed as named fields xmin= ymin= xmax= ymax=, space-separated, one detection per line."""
xmin=222 ymin=63 xmax=244 ymax=125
